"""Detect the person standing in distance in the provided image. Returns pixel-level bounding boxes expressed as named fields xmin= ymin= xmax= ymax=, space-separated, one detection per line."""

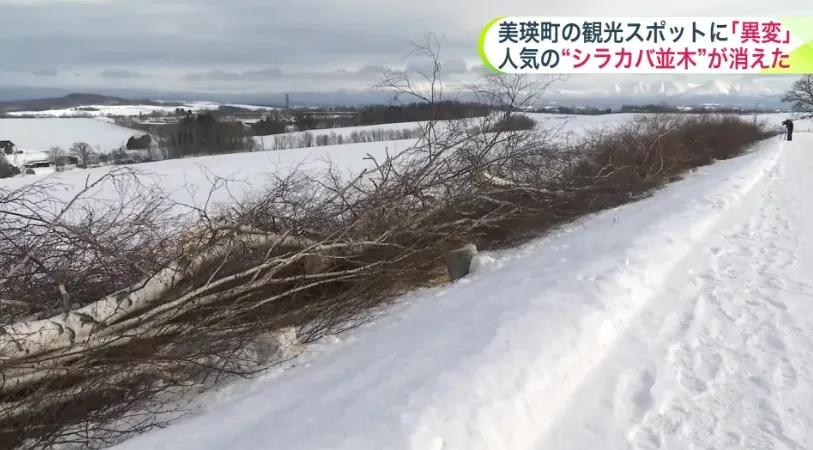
xmin=782 ymin=118 xmax=794 ymax=141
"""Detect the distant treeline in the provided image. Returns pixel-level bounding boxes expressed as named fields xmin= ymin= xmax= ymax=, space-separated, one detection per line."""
xmin=535 ymin=106 xmax=612 ymax=115
xmin=125 ymin=112 xmax=258 ymax=158
xmin=163 ymin=112 xmax=258 ymax=157
xmin=619 ymin=104 xmax=774 ymax=114
xmin=261 ymin=128 xmax=424 ymax=150
xmin=251 ymin=101 xmax=489 ymax=136
xmin=354 ymin=101 xmax=490 ymax=125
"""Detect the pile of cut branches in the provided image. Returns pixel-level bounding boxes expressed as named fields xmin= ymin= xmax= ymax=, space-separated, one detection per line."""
xmin=0 ymin=46 xmax=772 ymax=449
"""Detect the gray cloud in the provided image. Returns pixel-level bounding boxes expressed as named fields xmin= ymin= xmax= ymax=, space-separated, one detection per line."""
xmin=185 ymin=68 xmax=284 ymax=82
xmin=406 ymin=58 xmax=469 ymax=75
xmin=0 ymin=0 xmax=808 ymax=99
xmin=0 ymin=66 xmax=59 ymax=76
xmin=183 ymin=65 xmax=405 ymax=83
xmin=30 ymin=68 xmax=59 ymax=77
xmin=98 ymin=69 xmax=148 ymax=79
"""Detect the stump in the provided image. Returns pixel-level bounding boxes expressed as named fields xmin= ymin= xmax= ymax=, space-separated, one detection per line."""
xmin=445 ymin=243 xmax=478 ymax=281
xmin=255 ymin=327 xmax=303 ymax=365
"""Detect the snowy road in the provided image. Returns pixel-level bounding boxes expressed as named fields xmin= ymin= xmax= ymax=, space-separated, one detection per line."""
xmin=542 ymin=134 xmax=813 ymax=450
xmin=116 ymin=131 xmax=813 ymax=450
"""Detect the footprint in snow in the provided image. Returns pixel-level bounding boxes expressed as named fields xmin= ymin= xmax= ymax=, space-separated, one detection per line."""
xmin=613 ymin=366 xmax=656 ymax=423
xmin=773 ymin=359 xmax=799 ymax=391
xmin=677 ymin=368 xmax=708 ymax=394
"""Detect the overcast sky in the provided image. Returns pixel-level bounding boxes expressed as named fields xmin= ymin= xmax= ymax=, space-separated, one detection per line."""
xmin=0 ymin=0 xmax=811 ymax=102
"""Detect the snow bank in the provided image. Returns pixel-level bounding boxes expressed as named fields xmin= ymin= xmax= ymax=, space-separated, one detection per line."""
xmin=114 ymin=137 xmax=781 ymax=449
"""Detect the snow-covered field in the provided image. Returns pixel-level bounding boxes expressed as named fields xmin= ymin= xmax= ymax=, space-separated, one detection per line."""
xmin=253 ymin=114 xmax=639 ymax=150
xmin=2 ymin=113 xmax=616 ymax=208
xmin=0 ymin=111 xmax=798 ymax=163
xmin=112 ymin=123 xmax=812 ymax=450
xmin=0 ymin=112 xmax=802 ymax=215
xmin=0 ymin=118 xmax=141 ymax=152
xmin=248 ymin=111 xmax=801 ymax=152
xmin=527 ymin=111 xmax=807 ymax=136
xmin=529 ymin=112 xmax=636 ymax=135
xmin=0 ymin=139 xmax=414 ymax=210
xmin=254 ymin=121 xmax=423 ymax=150
xmin=5 ymin=101 xmax=274 ymax=118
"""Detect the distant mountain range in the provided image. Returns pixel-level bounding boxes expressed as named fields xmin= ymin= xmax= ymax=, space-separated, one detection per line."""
xmin=0 ymin=93 xmax=181 ymax=113
xmin=610 ymin=80 xmax=766 ymax=97
xmin=0 ymin=78 xmax=795 ymax=112
xmin=543 ymin=78 xmax=791 ymax=109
